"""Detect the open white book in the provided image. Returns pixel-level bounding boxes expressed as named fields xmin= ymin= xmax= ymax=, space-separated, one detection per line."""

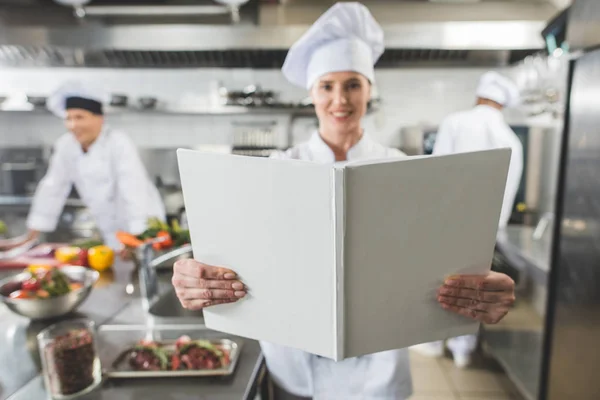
xmin=177 ymin=148 xmax=511 ymax=361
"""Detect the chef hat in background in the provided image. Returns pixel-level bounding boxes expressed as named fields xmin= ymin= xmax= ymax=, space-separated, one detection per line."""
xmin=476 ymin=71 xmax=521 ymax=108
xmin=282 ymin=2 xmax=385 ymax=89
xmin=46 ymin=80 xmax=109 ymax=118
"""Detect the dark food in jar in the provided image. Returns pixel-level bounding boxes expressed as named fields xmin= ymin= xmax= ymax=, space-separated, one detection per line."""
xmin=45 ymin=328 xmax=96 ymax=395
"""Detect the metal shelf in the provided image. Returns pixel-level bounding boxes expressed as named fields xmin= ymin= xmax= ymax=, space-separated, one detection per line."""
xmin=0 ymin=106 xmax=323 ymax=117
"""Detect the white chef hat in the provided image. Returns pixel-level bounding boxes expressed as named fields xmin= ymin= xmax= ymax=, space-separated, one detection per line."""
xmin=282 ymin=2 xmax=384 ymax=89
xmin=46 ymin=80 xmax=109 ymax=118
xmin=476 ymin=72 xmax=520 ymax=108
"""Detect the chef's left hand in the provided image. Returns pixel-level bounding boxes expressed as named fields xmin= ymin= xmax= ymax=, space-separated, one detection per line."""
xmin=437 ymin=271 xmax=515 ymax=324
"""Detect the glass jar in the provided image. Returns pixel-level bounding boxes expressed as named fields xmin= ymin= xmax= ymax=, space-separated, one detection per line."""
xmin=37 ymin=319 xmax=102 ymax=399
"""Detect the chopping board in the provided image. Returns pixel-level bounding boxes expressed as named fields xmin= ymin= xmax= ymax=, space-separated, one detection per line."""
xmin=0 ymin=243 xmax=68 ymax=270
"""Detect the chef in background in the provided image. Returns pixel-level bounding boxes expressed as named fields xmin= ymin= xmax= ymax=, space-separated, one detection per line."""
xmin=412 ymin=71 xmax=524 ymax=368
xmin=3 ymin=81 xmax=165 ymax=253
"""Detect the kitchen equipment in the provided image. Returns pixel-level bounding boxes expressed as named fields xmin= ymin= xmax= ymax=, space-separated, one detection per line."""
xmin=149 ymin=243 xmax=193 ymax=270
xmin=110 ymin=94 xmax=128 ymax=107
xmin=231 ymin=120 xmax=278 ymax=157
xmin=1 ymin=161 xmax=38 ymax=195
xmin=55 ymin=207 xmax=101 ymax=242
xmin=27 ymin=95 xmax=47 ymax=107
xmin=37 ymin=318 xmax=102 ymax=399
xmin=138 ymin=96 xmax=157 ymax=109
xmin=220 ymin=84 xmax=282 ymax=108
xmin=0 ymin=265 xmax=99 ymax=319
xmin=97 ymin=324 xmax=242 ymax=379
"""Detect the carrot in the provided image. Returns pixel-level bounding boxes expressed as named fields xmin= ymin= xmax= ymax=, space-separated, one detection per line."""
xmin=115 ymin=231 xmax=144 ymax=248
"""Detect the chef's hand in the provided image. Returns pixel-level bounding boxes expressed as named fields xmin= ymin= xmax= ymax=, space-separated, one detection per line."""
xmin=0 ymin=230 xmax=39 ymax=251
xmin=437 ymin=271 xmax=515 ymax=324
xmin=172 ymin=259 xmax=246 ymax=310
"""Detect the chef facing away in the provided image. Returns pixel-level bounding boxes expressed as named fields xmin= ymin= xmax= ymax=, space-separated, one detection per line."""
xmin=172 ymin=3 xmax=517 ymax=399
xmin=411 ymin=71 xmax=524 ymax=369
xmin=0 ymin=81 xmax=165 ymax=253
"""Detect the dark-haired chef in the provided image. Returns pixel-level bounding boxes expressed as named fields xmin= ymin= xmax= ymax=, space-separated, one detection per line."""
xmin=11 ymin=81 xmax=165 ymax=252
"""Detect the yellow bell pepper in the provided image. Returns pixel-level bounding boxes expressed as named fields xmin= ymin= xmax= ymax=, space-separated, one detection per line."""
xmin=87 ymin=245 xmax=115 ymax=272
xmin=55 ymin=246 xmax=82 ymax=263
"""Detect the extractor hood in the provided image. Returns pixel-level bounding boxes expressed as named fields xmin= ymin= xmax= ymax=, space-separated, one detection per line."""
xmin=0 ymin=0 xmax=550 ymax=68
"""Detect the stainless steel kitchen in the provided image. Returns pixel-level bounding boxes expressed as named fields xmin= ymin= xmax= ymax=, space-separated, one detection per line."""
xmin=1 ymin=0 xmax=599 ymax=399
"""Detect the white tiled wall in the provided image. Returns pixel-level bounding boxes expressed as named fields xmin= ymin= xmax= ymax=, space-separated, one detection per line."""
xmin=0 ymin=67 xmax=510 ymax=150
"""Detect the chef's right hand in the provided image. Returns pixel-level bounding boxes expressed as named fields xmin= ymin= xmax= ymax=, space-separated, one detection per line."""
xmin=0 ymin=230 xmax=39 ymax=251
xmin=172 ymin=259 xmax=246 ymax=310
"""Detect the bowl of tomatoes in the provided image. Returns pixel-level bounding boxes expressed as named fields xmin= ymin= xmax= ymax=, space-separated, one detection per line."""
xmin=0 ymin=266 xmax=99 ymax=320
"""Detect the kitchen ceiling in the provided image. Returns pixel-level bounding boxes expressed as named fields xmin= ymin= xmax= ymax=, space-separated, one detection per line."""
xmin=0 ymin=0 xmax=559 ymax=68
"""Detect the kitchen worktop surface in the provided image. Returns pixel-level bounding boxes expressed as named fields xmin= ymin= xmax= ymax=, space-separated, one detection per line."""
xmin=496 ymin=225 xmax=552 ymax=285
xmin=0 ymin=260 xmax=264 ymax=400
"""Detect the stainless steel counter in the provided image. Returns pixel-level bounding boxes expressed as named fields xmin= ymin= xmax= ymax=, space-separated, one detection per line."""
xmin=0 ymin=261 xmax=265 ymax=400
xmin=0 ymin=267 xmax=132 ymax=400
xmin=496 ymin=225 xmax=551 ymax=285
xmin=482 ymin=225 xmax=553 ymax=400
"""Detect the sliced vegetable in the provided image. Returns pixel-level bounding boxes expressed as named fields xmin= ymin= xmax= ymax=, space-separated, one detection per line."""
xmin=172 ymin=230 xmax=191 ymax=248
xmin=156 ymin=231 xmax=173 ymax=249
xmin=8 ymin=268 xmax=83 ymax=300
xmin=40 ymin=268 xmax=72 ymax=297
xmin=116 ymin=231 xmax=144 ymax=248
xmin=55 ymin=246 xmax=81 ymax=263
xmin=22 ymin=278 xmax=41 ymax=291
xmin=171 ymin=218 xmax=182 ymax=233
xmin=132 ymin=344 xmax=169 ymax=370
xmin=179 ymin=340 xmax=224 ymax=359
xmin=171 ymin=354 xmax=181 ymax=371
xmin=27 ymin=264 xmax=54 ymax=274
xmin=9 ymin=290 xmax=31 ymax=299
xmin=72 ymin=239 xmax=104 ymax=250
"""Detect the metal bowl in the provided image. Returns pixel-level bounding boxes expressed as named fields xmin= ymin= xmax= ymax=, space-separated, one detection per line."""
xmin=0 ymin=266 xmax=99 ymax=320
xmin=149 ymin=244 xmax=193 ymax=270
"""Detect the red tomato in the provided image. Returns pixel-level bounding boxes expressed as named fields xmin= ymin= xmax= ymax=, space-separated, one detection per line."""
xmin=21 ymin=278 xmax=40 ymax=292
xmin=156 ymin=231 xmax=173 ymax=249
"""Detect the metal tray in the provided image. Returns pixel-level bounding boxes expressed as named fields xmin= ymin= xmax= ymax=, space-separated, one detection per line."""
xmin=98 ymin=324 xmax=242 ymax=379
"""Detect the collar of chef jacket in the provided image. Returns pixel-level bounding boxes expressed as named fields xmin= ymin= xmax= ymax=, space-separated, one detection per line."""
xmin=74 ymin=125 xmax=110 ymax=156
xmin=307 ymin=130 xmax=377 ymax=163
xmin=475 ymin=104 xmax=505 ymax=120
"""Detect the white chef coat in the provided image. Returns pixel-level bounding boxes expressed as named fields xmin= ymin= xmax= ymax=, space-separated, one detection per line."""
xmin=27 ymin=127 xmax=165 ymax=249
xmin=432 ymin=105 xmax=524 ymax=228
xmin=261 ymin=131 xmax=412 ymax=400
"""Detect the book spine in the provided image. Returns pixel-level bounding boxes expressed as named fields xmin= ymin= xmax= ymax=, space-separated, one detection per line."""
xmin=333 ymin=166 xmax=345 ymax=361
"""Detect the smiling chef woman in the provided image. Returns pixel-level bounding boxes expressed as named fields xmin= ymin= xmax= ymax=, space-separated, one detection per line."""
xmin=172 ymin=2 xmax=516 ymax=399
xmin=4 ymin=81 xmax=165 ymax=252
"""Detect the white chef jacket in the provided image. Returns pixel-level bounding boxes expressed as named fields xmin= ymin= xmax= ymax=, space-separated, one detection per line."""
xmin=261 ymin=131 xmax=412 ymax=400
xmin=27 ymin=127 xmax=165 ymax=249
xmin=432 ymin=105 xmax=524 ymax=228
